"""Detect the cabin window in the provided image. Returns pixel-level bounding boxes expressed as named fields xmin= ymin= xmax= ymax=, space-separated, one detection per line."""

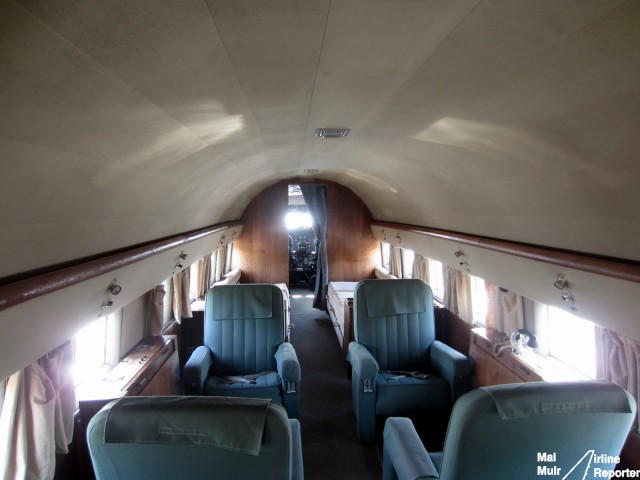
xmin=73 ymin=309 xmax=125 ymax=386
xmin=536 ymin=305 xmax=597 ymax=378
xmin=189 ymin=259 xmax=200 ymax=301
xmin=73 ymin=317 xmax=108 ymax=385
xmin=470 ymin=275 xmax=488 ymax=326
xmin=376 ymin=242 xmax=415 ymax=278
xmin=380 ymin=243 xmax=391 ymax=271
xmin=427 ymin=259 xmax=445 ymax=302
xmin=401 ymin=249 xmax=414 ymax=279
xmin=225 ymin=243 xmax=234 ymax=273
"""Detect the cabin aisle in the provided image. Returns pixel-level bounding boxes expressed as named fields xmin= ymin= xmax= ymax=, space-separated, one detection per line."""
xmin=288 ymin=289 xmax=381 ymax=480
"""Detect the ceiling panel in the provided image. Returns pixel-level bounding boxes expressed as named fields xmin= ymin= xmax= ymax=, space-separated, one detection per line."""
xmin=2 ymin=0 xmax=640 ymax=278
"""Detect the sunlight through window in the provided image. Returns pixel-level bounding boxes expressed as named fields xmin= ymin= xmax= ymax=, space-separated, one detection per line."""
xmin=548 ymin=307 xmax=596 ymax=378
xmin=73 ymin=317 xmax=107 ymax=385
xmin=285 ymin=211 xmax=313 ymax=230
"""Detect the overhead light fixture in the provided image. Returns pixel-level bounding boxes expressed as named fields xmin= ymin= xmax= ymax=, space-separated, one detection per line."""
xmin=553 ymin=274 xmax=574 ymax=303
xmin=101 ymin=297 xmax=114 ymax=310
xmin=303 ymin=169 xmax=319 ymax=174
xmin=553 ymin=275 xmax=568 ymax=290
xmin=315 ymin=128 xmax=350 ymax=139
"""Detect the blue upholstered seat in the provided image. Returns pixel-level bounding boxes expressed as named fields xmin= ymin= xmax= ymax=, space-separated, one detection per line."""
xmin=383 ymin=381 xmax=636 ymax=480
xmin=346 ymin=279 xmax=469 ymax=444
xmin=87 ymin=396 xmax=303 ymax=480
xmin=184 ymin=284 xmax=300 ymax=418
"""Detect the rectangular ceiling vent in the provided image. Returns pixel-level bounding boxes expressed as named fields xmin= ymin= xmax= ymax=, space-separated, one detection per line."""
xmin=315 ymin=127 xmax=350 ymax=139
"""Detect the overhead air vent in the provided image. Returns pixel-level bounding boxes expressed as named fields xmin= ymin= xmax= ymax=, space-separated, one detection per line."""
xmin=315 ymin=127 xmax=350 ymax=139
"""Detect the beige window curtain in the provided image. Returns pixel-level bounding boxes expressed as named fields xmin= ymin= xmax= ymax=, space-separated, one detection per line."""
xmin=444 ymin=267 xmax=473 ymax=323
xmin=214 ymin=247 xmax=227 ymax=282
xmin=599 ymin=328 xmax=640 ymax=431
xmin=172 ymin=268 xmax=192 ymax=322
xmin=144 ymin=285 xmax=166 ymax=336
xmin=388 ymin=245 xmax=403 ymax=278
xmin=411 ymin=254 xmax=429 ymax=284
xmin=197 ymin=256 xmax=212 ymax=299
xmin=485 ymin=283 xmax=525 ymax=335
xmin=0 ymin=341 xmax=75 ymax=480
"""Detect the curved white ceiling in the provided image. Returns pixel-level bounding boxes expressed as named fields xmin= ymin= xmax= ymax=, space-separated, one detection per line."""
xmin=2 ymin=0 xmax=639 ymax=278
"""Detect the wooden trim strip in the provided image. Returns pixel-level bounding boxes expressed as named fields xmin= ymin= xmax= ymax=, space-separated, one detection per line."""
xmin=372 ymin=221 xmax=640 ymax=284
xmin=0 ymin=221 xmax=242 ymax=312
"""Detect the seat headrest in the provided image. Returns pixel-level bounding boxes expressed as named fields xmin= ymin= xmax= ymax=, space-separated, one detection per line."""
xmin=358 ymin=279 xmax=429 ymax=317
xmin=209 ymin=284 xmax=276 ymax=320
xmin=481 ymin=381 xmax=633 ymax=419
xmin=103 ymin=397 xmax=272 ymax=455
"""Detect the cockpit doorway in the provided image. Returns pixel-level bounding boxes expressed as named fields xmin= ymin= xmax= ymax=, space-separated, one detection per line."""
xmin=287 ymin=185 xmax=318 ymax=290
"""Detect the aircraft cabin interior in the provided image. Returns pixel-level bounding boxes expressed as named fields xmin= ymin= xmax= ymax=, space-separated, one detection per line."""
xmin=1 ymin=1 xmax=640 ymax=479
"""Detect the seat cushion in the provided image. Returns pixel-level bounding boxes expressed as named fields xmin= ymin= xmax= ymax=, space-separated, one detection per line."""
xmin=376 ymin=372 xmax=450 ymax=415
xmin=203 ymin=371 xmax=283 ymax=405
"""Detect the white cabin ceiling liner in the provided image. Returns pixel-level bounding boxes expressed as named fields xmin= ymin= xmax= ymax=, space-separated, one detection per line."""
xmin=1 ymin=0 xmax=640 ymax=279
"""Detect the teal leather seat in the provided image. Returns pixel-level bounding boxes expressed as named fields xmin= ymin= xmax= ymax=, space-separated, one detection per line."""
xmin=383 ymin=381 xmax=637 ymax=480
xmin=87 ymin=396 xmax=303 ymax=480
xmin=346 ymin=279 xmax=469 ymax=444
xmin=184 ymin=284 xmax=300 ymax=418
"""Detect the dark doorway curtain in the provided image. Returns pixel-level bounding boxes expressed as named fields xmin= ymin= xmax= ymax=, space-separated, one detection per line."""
xmin=301 ymin=185 xmax=328 ymax=310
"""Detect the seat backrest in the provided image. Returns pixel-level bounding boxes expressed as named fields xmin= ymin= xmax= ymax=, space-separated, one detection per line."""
xmin=87 ymin=396 xmax=300 ymax=480
xmin=439 ymin=381 xmax=636 ymax=480
xmin=204 ymin=284 xmax=285 ymax=375
xmin=353 ymin=279 xmax=434 ymax=371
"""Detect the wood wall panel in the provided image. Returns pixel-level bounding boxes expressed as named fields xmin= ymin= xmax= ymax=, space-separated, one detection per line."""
xmin=232 ymin=179 xmax=378 ymax=286
xmin=325 ymin=181 xmax=379 ymax=282
xmin=233 ymin=183 xmax=289 ymax=285
xmin=447 ymin=311 xmax=472 ymax=357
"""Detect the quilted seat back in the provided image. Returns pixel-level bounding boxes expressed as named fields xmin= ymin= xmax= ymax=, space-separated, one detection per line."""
xmin=354 ymin=279 xmax=435 ymax=372
xmin=204 ymin=284 xmax=285 ymax=375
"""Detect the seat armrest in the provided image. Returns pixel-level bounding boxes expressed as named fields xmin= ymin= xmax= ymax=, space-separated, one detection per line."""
xmin=347 ymin=342 xmax=379 ymax=444
xmin=383 ymin=417 xmax=439 ymax=480
xmin=289 ymin=419 xmax=304 ymax=480
xmin=346 ymin=342 xmax=379 ymax=379
xmin=275 ymin=342 xmax=301 ymax=418
xmin=183 ymin=345 xmax=212 ymax=395
xmin=275 ymin=342 xmax=301 ymax=383
xmin=430 ymin=340 xmax=469 ymax=402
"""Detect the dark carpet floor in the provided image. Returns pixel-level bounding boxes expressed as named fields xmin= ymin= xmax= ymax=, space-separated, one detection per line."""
xmin=288 ymin=289 xmax=382 ymax=480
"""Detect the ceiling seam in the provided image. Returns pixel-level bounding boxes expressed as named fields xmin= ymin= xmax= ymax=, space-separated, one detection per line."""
xmin=297 ymin=0 xmax=333 ymax=170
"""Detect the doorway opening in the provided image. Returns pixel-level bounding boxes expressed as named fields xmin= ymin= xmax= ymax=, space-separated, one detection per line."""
xmin=287 ymin=185 xmax=318 ymax=292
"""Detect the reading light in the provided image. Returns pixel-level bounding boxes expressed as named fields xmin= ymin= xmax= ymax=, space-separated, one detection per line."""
xmin=101 ymin=297 xmax=114 ymax=309
xmin=554 ymin=275 xmax=574 ymax=303
xmin=174 ymin=251 xmax=189 ymax=271
xmin=553 ymin=275 xmax=568 ymax=290
xmin=107 ymin=280 xmax=122 ymax=295
xmin=561 ymin=289 xmax=574 ymax=303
